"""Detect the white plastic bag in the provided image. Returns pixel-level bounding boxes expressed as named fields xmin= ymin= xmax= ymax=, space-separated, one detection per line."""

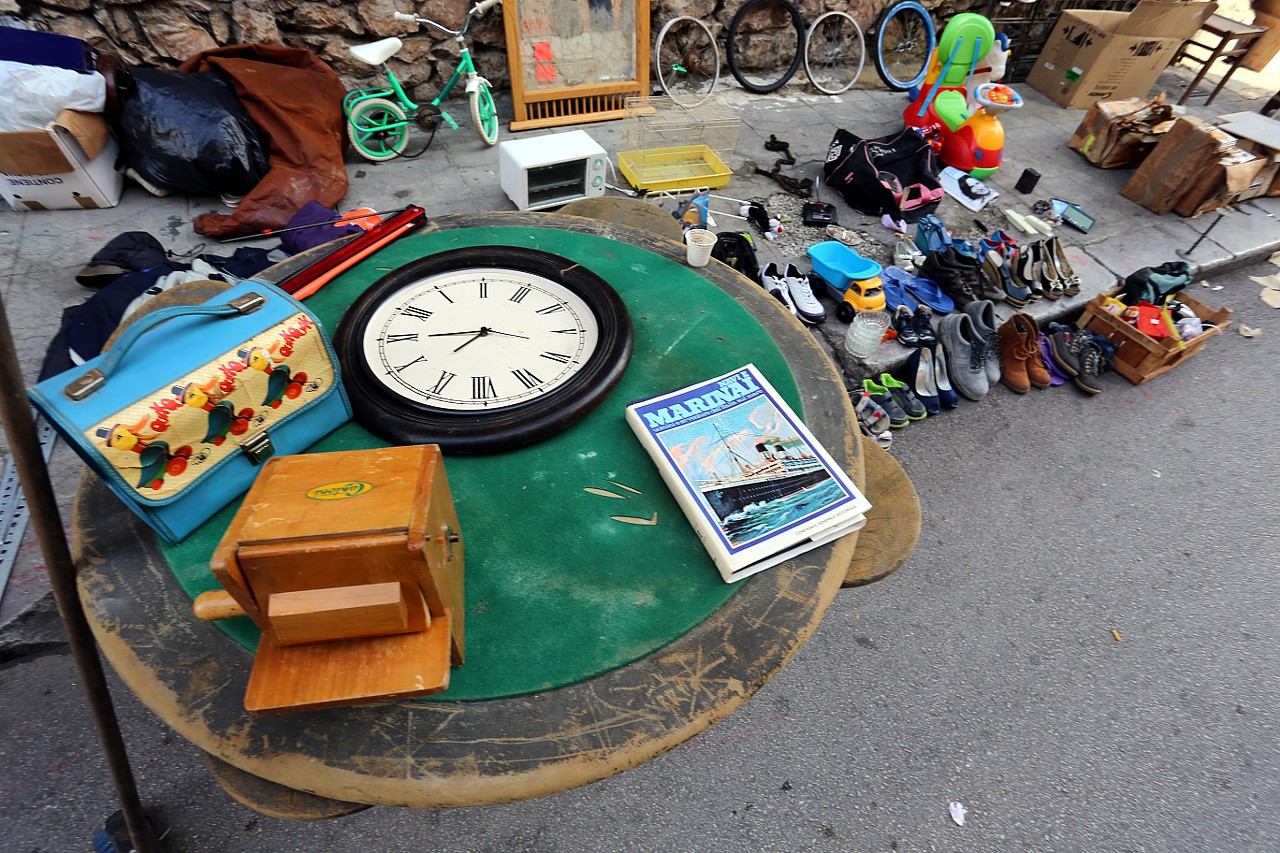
xmin=0 ymin=59 xmax=105 ymax=131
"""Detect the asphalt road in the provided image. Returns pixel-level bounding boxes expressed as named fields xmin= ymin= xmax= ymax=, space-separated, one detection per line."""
xmin=2 ymin=260 xmax=1278 ymax=852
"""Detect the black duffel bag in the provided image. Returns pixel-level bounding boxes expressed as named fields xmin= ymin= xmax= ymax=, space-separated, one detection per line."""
xmin=822 ymin=126 xmax=944 ymax=224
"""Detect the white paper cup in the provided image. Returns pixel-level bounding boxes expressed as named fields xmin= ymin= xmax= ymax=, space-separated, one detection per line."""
xmin=843 ymin=310 xmax=890 ymax=358
xmin=685 ymin=229 xmax=717 ymax=267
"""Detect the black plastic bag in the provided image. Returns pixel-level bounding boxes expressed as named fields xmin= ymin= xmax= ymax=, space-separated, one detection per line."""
xmin=112 ymin=68 xmax=270 ymax=196
xmin=822 ymin=127 xmax=944 ymax=224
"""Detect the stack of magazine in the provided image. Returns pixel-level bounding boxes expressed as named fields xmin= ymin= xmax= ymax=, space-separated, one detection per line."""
xmin=626 ymin=364 xmax=871 ymax=583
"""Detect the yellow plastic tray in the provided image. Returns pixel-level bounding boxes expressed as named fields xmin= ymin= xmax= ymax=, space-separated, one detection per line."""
xmin=617 ymin=145 xmax=732 ymax=192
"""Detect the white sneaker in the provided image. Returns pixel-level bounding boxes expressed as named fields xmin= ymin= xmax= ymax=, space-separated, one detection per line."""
xmin=785 ymin=263 xmax=826 ymax=324
xmin=760 ymin=263 xmax=797 ymax=316
xmin=893 ymin=238 xmax=925 ymax=273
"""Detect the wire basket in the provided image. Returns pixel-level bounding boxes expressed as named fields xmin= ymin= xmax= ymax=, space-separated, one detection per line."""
xmin=618 ymin=95 xmax=741 ymax=192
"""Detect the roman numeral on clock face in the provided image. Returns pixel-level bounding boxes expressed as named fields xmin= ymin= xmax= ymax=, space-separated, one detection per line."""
xmin=540 ymin=351 xmax=572 ymax=364
xmin=512 ymin=368 xmax=541 ymax=389
xmin=509 ymin=286 xmax=531 ymax=303
xmin=394 ymin=354 xmax=427 ymax=372
xmin=386 ymin=333 xmax=418 ymax=343
xmin=430 ymin=371 xmax=456 ymax=395
xmin=401 ymin=306 xmax=433 ymax=321
xmin=535 ymin=304 xmax=565 ymax=315
xmin=472 ymin=376 xmax=496 ymax=399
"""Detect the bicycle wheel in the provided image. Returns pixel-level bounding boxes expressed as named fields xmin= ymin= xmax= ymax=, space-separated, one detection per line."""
xmin=348 ymin=97 xmax=410 ymax=162
xmin=873 ymin=0 xmax=935 ymax=92
xmin=726 ymin=0 xmax=804 ymax=94
xmin=470 ymin=81 xmax=499 ymax=146
xmin=654 ymin=16 xmax=720 ymax=106
xmin=804 ymin=11 xmax=866 ymax=95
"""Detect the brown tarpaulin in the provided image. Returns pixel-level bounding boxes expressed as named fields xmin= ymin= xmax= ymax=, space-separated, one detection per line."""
xmin=179 ymin=45 xmax=349 ymax=238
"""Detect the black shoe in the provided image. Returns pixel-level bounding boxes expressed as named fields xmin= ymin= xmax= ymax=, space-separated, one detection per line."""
xmin=982 ymin=248 xmax=1031 ymax=306
xmin=892 ymin=305 xmax=920 ymax=347
xmin=1047 ymin=322 xmax=1083 ymax=376
xmin=1073 ymin=340 xmax=1104 ymax=395
xmin=1012 ymin=245 xmax=1044 ymax=301
xmin=913 ymin=304 xmax=937 ymax=346
xmin=921 ymin=247 xmax=980 ymax=307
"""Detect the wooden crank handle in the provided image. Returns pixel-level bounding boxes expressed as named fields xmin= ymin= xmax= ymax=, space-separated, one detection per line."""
xmin=193 ymin=590 xmax=247 ymax=622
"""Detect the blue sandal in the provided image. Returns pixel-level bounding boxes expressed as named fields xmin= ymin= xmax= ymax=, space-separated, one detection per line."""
xmin=884 ymin=266 xmax=955 ymax=314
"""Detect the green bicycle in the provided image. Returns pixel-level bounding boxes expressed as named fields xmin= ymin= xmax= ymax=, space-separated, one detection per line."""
xmin=343 ymin=0 xmax=500 ymax=161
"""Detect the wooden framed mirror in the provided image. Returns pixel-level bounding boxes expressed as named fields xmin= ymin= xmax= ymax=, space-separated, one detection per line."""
xmin=503 ymin=0 xmax=650 ymax=130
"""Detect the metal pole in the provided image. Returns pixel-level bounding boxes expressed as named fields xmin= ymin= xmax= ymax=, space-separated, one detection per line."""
xmin=0 ymin=292 xmax=156 ymax=853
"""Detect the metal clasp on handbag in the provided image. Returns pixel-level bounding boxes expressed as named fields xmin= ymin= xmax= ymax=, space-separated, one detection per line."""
xmin=241 ymin=431 xmax=275 ymax=465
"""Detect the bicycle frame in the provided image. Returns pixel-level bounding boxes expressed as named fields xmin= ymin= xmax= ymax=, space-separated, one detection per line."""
xmin=343 ymin=38 xmax=477 ymax=135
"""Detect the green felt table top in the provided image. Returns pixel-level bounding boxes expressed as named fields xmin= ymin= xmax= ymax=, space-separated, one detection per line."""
xmin=159 ymin=225 xmax=803 ymax=701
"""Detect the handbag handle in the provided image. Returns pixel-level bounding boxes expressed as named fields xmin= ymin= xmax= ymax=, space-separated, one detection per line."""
xmin=63 ymin=291 xmax=268 ymax=401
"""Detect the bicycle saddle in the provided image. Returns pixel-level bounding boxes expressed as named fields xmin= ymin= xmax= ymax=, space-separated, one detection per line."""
xmin=349 ymin=37 xmax=403 ymax=66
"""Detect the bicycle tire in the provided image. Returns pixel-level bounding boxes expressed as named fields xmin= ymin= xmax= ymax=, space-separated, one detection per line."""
xmin=873 ymin=0 xmax=935 ymax=92
xmin=726 ymin=0 xmax=804 ymax=94
xmin=470 ymin=81 xmax=499 ymax=146
xmin=654 ymin=16 xmax=720 ymax=106
xmin=804 ymin=11 xmax=866 ymax=95
xmin=348 ymin=97 xmax=410 ymax=162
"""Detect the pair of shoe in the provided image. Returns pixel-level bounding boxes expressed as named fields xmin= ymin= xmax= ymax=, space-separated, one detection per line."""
xmin=982 ymin=247 xmax=1033 ymax=307
xmin=862 ymin=374 xmax=929 ymax=428
xmin=937 ymin=307 xmax=996 ymax=401
xmin=915 ymin=214 xmax=975 ymax=258
xmin=1012 ymin=238 xmax=1081 ymax=301
xmin=907 ymin=343 xmax=959 ymax=413
xmin=891 ymin=303 xmax=937 ymax=348
xmin=761 ymin=263 xmax=826 ymax=324
xmin=921 ymin=247 xmax=990 ymax=308
xmin=893 ymin=238 xmax=926 ymax=273
xmin=996 ymin=312 xmax=1052 ymax=393
xmin=881 ymin=265 xmax=956 ymax=314
xmin=1046 ymin=322 xmax=1106 ymax=395
xmin=853 ymin=388 xmax=893 ymax=436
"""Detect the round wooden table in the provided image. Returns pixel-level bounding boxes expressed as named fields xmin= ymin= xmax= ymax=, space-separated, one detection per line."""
xmin=73 ymin=211 xmax=916 ymax=816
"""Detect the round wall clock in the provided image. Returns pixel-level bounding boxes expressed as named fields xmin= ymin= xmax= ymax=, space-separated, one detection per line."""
xmin=334 ymin=246 xmax=633 ymax=453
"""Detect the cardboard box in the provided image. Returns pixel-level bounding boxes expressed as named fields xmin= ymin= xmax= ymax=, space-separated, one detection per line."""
xmin=1078 ymin=291 xmax=1231 ymax=385
xmin=1173 ymin=145 xmax=1265 ymax=216
xmin=1217 ymin=111 xmax=1280 ymax=198
xmin=1067 ymin=96 xmax=1178 ymax=168
xmin=1027 ymin=0 xmax=1217 ymax=110
xmin=0 ymin=109 xmax=123 ymax=211
xmin=1121 ymin=116 xmax=1238 ymax=214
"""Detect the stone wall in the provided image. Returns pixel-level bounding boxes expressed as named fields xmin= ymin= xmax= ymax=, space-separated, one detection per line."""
xmin=10 ymin=0 xmax=983 ymax=101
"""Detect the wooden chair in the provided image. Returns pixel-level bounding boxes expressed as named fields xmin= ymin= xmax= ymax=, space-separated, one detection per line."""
xmin=1173 ymin=14 xmax=1269 ymax=106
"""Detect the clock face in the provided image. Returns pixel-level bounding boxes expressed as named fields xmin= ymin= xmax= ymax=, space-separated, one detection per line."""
xmin=334 ymin=246 xmax=633 ymax=453
xmin=362 ymin=267 xmax=601 ymax=412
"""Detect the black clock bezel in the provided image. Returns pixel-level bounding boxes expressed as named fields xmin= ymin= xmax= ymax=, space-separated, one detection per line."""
xmin=334 ymin=246 xmax=634 ymax=454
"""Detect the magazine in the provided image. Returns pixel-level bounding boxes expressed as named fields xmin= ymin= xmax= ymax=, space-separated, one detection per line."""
xmin=625 ymin=364 xmax=871 ymax=583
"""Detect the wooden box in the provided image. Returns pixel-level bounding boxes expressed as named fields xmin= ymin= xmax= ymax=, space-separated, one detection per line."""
xmin=1078 ymin=292 xmax=1232 ymax=386
xmin=208 ymin=445 xmax=464 ymax=714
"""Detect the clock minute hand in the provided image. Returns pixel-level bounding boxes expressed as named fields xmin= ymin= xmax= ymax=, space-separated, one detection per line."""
xmin=427 ymin=329 xmax=486 ymax=337
xmin=483 ymin=329 xmax=529 ymax=340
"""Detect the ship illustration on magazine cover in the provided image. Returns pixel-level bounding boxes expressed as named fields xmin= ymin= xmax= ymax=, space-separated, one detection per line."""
xmin=626 ymin=364 xmax=871 ymax=583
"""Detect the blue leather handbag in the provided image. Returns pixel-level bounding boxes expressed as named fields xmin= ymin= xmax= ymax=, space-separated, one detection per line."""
xmin=29 ymin=279 xmax=352 ymax=544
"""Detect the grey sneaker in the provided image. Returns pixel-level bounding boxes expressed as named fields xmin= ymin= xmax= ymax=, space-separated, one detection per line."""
xmin=761 ymin=263 xmax=797 ymax=317
xmin=962 ymin=299 xmax=1001 ymax=387
xmin=785 ymin=263 xmax=826 ymax=324
xmin=938 ymin=312 xmax=990 ymax=401
xmin=1074 ymin=339 xmax=1104 ymax=395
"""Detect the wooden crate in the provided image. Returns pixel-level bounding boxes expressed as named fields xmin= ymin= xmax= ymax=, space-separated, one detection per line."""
xmin=1077 ymin=291 xmax=1232 ymax=385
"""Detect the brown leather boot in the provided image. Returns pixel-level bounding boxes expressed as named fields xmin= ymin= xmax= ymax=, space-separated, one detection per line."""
xmin=1015 ymin=313 xmax=1053 ymax=389
xmin=997 ymin=316 xmax=1030 ymax=393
